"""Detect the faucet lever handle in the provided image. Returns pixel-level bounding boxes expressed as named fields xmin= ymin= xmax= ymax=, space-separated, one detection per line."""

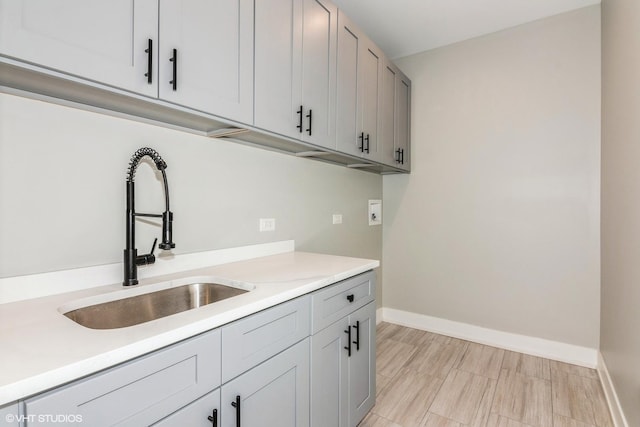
xmin=135 ymin=238 xmax=157 ymax=266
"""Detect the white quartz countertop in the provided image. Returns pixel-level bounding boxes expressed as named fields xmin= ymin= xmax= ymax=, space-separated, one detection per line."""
xmin=0 ymin=251 xmax=379 ymax=405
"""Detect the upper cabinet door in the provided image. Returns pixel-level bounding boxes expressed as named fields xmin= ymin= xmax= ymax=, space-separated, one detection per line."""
xmin=300 ymin=0 xmax=337 ymax=148
xmin=380 ymin=61 xmax=398 ymax=166
xmin=0 ymin=0 xmax=158 ymax=97
xmin=254 ymin=0 xmax=336 ymax=148
xmin=380 ymin=60 xmax=411 ymax=170
xmin=254 ymin=0 xmax=303 ymax=139
xmin=336 ymin=11 xmax=382 ymax=162
xmin=358 ymin=39 xmax=383 ymax=162
xmin=395 ymin=72 xmax=411 ymax=170
xmin=159 ymin=0 xmax=254 ymax=123
xmin=335 ymin=11 xmax=362 ymax=158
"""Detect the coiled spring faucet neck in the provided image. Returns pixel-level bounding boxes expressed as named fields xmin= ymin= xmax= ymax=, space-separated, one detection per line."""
xmin=123 ymin=147 xmax=175 ymax=286
xmin=126 ymin=147 xmax=167 ymax=182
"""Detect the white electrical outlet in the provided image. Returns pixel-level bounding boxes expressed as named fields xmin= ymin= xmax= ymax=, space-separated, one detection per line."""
xmin=332 ymin=214 xmax=343 ymax=224
xmin=259 ymin=218 xmax=276 ymax=232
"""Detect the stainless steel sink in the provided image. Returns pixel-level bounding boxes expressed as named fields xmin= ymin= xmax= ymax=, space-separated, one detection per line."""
xmin=63 ymin=283 xmax=248 ymax=329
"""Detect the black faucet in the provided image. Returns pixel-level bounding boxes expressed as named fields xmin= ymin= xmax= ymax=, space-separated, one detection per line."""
xmin=123 ymin=147 xmax=175 ymax=286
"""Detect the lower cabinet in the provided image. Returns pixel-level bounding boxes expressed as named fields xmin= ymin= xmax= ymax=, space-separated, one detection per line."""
xmin=19 ymin=271 xmax=375 ymax=427
xmin=221 ymin=338 xmax=310 ymax=427
xmin=311 ymin=302 xmax=376 ymax=427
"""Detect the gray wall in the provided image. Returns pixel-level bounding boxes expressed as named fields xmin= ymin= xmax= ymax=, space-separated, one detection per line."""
xmin=601 ymin=0 xmax=640 ymax=424
xmin=0 ymin=93 xmax=382 ymax=300
xmin=384 ymin=6 xmax=601 ymax=348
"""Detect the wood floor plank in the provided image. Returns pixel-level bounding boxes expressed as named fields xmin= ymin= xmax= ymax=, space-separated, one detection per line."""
xmin=549 ymin=360 xmax=599 ymax=380
xmin=502 ymin=351 xmax=551 ymax=380
xmin=491 ymin=369 xmax=552 ymax=426
xmin=553 ymin=414 xmax=597 ymax=427
xmin=551 ymin=368 xmax=612 ymax=427
xmin=377 ymin=323 xmax=406 ymax=342
xmin=406 ymin=340 xmax=468 ymax=379
xmin=373 ymin=367 xmax=443 ymax=426
xmin=377 ymin=338 xmax=418 ymax=377
xmin=469 ymin=370 xmax=498 ymax=427
xmin=393 ymin=326 xmax=434 ymax=347
xmin=421 ymin=412 xmax=463 ymax=427
xmin=429 ymin=369 xmax=494 ymax=425
xmin=359 ymin=412 xmax=403 ymax=427
xmin=376 ymin=373 xmax=392 ymax=397
xmin=485 ymin=414 xmax=535 ymax=427
xmin=456 ymin=342 xmax=505 ymax=379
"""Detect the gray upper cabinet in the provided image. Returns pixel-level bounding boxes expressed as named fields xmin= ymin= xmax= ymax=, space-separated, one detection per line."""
xmin=254 ymin=0 xmax=337 ymax=148
xmin=159 ymin=0 xmax=254 ymax=123
xmin=0 ymin=0 xmax=409 ymax=172
xmin=0 ymin=0 xmax=253 ymax=123
xmin=221 ymin=338 xmax=310 ymax=427
xmin=0 ymin=0 xmax=158 ymax=97
xmin=336 ymin=10 xmax=383 ymax=162
xmin=380 ymin=59 xmax=411 ymax=170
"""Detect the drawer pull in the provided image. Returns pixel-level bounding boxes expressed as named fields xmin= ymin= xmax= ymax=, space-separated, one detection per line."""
xmin=169 ymin=48 xmax=178 ymax=91
xmin=296 ymin=105 xmax=304 ymax=133
xmin=144 ymin=38 xmax=153 ymax=84
xmin=364 ymin=134 xmax=370 ymax=153
xmin=344 ymin=327 xmax=352 ymax=357
xmin=306 ymin=109 xmax=312 ymax=136
xmin=231 ymin=395 xmax=241 ymax=427
xmin=207 ymin=408 xmax=218 ymax=426
xmin=353 ymin=320 xmax=360 ymax=351
xmin=346 ymin=294 xmax=355 ymax=303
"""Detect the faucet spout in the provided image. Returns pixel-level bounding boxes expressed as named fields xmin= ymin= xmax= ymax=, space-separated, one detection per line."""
xmin=123 ymin=148 xmax=175 ymax=286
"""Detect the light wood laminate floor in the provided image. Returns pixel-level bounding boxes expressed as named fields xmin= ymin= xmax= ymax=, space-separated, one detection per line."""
xmin=361 ymin=323 xmax=612 ymax=427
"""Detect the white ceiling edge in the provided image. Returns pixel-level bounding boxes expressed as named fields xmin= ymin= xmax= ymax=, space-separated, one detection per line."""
xmin=331 ymin=0 xmax=601 ymax=59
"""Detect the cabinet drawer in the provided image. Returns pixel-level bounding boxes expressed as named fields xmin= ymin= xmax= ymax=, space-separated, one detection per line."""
xmin=25 ymin=329 xmax=221 ymax=427
xmin=153 ymin=389 xmax=220 ymax=427
xmin=221 ymin=296 xmax=310 ymax=382
xmin=311 ymin=271 xmax=375 ymax=334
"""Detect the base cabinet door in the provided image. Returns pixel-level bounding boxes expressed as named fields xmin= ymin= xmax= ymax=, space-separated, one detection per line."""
xmin=0 ymin=0 xmax=158 ymax=97
xmin=221 ymin=338 xmax=310 ymax=427
xmin=348 ymin=302 xmax=376 ymax=427
xmin=311 ymin=301 xmax=376 ymax=427
xmin=311 ymin=317 xmax=350 ymax=427
xmin=154 ymin=389 xmax=220 ymax=427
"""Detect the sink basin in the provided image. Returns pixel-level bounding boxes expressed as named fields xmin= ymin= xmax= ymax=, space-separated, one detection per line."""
xmin=63 ymin=282 xmax=249 ymax=329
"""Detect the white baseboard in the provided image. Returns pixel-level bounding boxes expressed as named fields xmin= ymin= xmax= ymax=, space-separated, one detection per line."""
xmin=597 ymin=352 xmax=629 ymax=427
xmin=376 ymin=307 xmax=383 ymax=325
xmin=379 ymin=307 xmax=598 ymax=368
